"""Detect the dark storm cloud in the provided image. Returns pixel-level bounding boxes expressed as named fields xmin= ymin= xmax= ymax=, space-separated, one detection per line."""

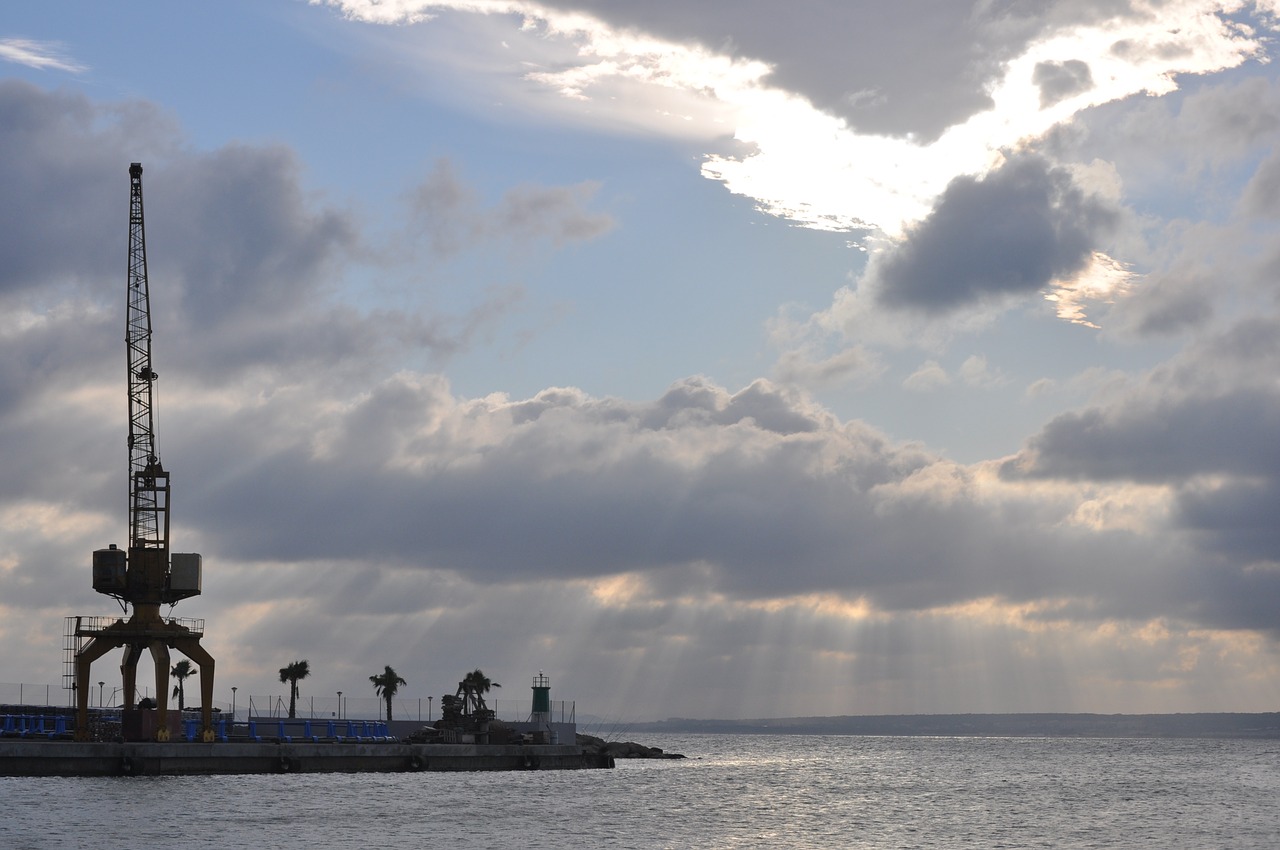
xmin=871 ymin=154 xmax=1116 ymax=312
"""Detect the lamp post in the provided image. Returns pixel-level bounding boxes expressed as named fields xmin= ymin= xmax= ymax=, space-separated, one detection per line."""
xmin=231 ymin=686 xmax=237 ymax=722
xmin=337 ymin=691 xmax=342 ymax=720
xmin=98 ymin=681 xmax=105 ymax=708
xmin=428 ymin=695 xmax=433 ymax=722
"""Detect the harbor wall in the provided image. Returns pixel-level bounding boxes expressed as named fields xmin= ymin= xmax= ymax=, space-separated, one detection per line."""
xmin=0 ymin=740 xmax=612 ymax=776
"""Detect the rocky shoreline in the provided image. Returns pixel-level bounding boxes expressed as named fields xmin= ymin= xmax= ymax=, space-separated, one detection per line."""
xmin=576 ymin=732 xmax=685 ymax=759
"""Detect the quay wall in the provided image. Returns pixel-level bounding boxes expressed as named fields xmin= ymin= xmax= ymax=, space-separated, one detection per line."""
xmin=0 ymin=740 xmax=612 ymax=776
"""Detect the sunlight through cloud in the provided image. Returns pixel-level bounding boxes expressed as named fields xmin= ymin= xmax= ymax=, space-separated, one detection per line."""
xmin=315 ymin=0 xmax=1280 ymax=254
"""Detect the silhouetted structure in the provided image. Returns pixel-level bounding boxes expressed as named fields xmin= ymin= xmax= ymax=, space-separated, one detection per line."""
xmin=70 ymin=163 xmax=215 ymax=742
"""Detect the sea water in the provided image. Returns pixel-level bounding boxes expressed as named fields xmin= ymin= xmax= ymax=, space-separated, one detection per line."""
xmin=2 ymin=734 xmax=1277 ymax=848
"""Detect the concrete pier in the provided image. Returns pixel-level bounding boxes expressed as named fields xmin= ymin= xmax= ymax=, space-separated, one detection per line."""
xmin=0 ymin=739 xmax=614 ymax=776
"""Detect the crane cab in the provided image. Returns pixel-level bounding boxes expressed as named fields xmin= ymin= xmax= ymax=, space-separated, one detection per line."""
xmin=167 ymin=552 xmax=203 ymax=601
xmin=91 ymin=544 xmax=127 ymax=594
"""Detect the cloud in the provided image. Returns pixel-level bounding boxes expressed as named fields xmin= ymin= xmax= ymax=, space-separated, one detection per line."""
xmin=145 ymin=367 xmax=1260 ymax=640
xmin=1004 ymin=315 xmax=1280 ymax=576
xmin=0 ymin=38 xmax=87 ymax=73
xmin=904 ymin=360 xmax=949 ymax=392
xmin=869 ymin=154 xmax=1118 ymax=313
xmin=1240 ymin=147 xmax=1280 ymax=219
xmin=6 ymin=297 xmax=1278 ymax=714
xmin=315 ymin=1 xmax=1280 ymax=238
xmin=1008 ymin=317 xmax=1280 ymax=482
xmin=8 ymin=4 xmax=1280 ymax=718
xmin=0 ymin=81 xmax=619 ymax=398
xmin=1051 ymin=74 xmax=1280 ymax=210
xmin=772 ymin=344 xmax=885 ymax=388
xmin=520 ymin=0 xmax=1016 ymax=141
xmin=958 ymin=354 xmax=1007 ymax=388
xmin=1034 ymin=59 xmax=1094 ymax=108
xmin=151 ymin=146 xmax=358 ymax=327
xmin=406 ymin=158 xmax=614 ymax=258
xmin=0 ymin=81 xmax=175 ymax=297
xmin=6 ymin=355 xmax=1261 ymax=715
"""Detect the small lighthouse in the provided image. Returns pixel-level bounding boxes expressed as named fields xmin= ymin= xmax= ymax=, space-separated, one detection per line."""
xmin=531 ymin=671 xmax=551 ymax=743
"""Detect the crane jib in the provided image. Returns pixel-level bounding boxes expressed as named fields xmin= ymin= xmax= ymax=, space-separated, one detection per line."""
xmin=125 ymin=162 xmax=166 ymax=553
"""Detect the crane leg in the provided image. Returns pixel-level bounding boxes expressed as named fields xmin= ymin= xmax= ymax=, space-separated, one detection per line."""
xmin=121 ymin=643 xmax=143 ymax=709
xmin=149 ymin=642 xmax=171 ymax=741
xmin=173 ymin=637 xmax=216 ymax=741
xmin=73 ymin=636 xmax=125 ymax=741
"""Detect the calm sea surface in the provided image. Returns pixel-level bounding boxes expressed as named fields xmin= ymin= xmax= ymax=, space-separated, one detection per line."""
xmin=2 ymin=734 xmax=1277 ymax=848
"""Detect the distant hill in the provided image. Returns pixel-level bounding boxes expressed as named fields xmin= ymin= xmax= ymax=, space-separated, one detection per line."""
xmin=624 ymin=713 xmax=1280 ymax=739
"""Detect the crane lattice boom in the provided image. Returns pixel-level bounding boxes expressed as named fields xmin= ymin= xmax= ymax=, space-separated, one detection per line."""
xmin=126 ymin=162 xmax=168 ymax=554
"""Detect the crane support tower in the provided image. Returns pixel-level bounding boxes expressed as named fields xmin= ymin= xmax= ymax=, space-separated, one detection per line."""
xmin=72 ymin=162 xmax=216 ymax=742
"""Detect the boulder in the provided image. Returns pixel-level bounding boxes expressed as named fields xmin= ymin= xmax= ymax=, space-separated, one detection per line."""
xmin=577 ymin=732 xmax=685 ymax=759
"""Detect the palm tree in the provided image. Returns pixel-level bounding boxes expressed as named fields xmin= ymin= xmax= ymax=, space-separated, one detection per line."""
xmin=369 ymin=666 xmax=407 ymax=722
xmin=171 ymin=659 xmax=196 ymax=711
xmin=278 ymin=660 xmax=310 ymax=719
xmin=458 ymin=668 xmax=501 ymax=714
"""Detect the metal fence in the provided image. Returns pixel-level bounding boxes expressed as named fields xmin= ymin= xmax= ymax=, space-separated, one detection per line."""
xmin=246 ymin=695 xmax=575 ymax=725
xmin=0 ymin=683 xmax=63 ymax=708
xmin=0 ymin=682 xmax=574 ymax=726
xmin=1 ymin=681 xmax=233 ymax=713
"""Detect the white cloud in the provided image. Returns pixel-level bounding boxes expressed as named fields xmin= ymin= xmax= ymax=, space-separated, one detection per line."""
xmin=904 ymin=360 xmax=950 ymax=392
xmin=959 ymin=355 xmax=1008 ymax=389
xmin=0 ymin=38 xmax=87 ymax=73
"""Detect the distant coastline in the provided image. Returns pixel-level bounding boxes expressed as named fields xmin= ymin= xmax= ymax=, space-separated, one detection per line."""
xmin=626 ymin=713 xmax=1280 ymax=739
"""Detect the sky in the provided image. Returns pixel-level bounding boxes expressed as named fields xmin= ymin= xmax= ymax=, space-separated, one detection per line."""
xmin=2 ymin=0 xmax=1280 ymax=722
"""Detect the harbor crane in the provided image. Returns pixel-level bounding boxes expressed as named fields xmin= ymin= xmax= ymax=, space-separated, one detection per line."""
xmin=72 ymin=163 xmax=216 ymax=742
